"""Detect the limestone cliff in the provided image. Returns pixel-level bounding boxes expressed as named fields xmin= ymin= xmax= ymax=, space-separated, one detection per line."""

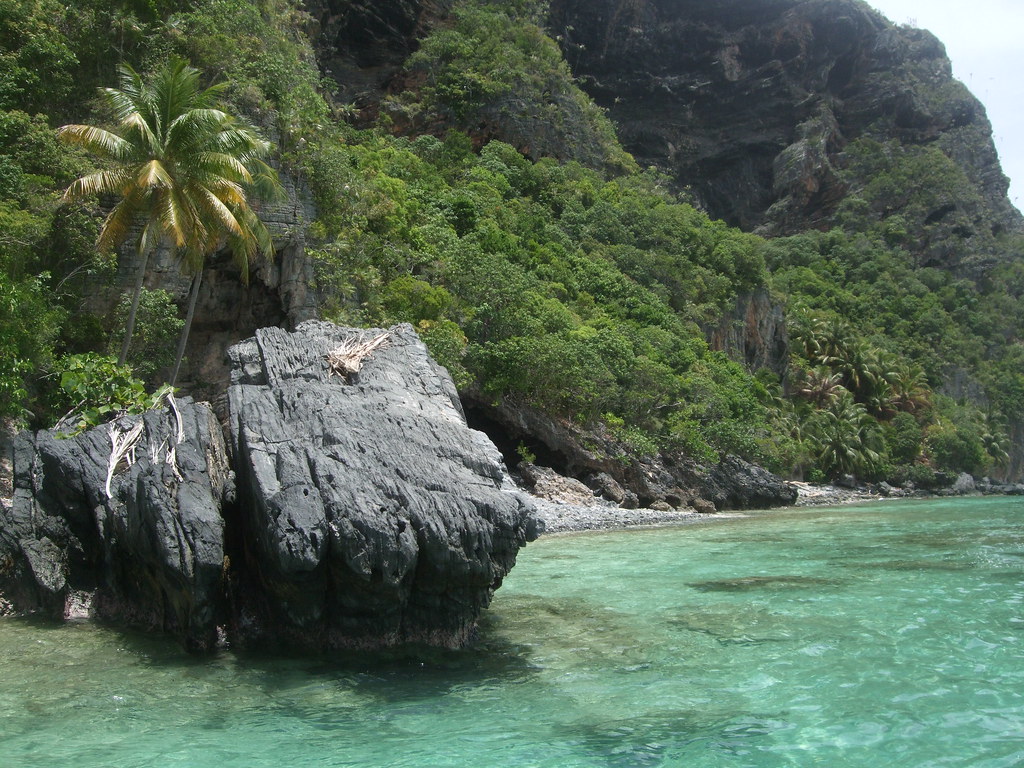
xmin=545 ymin=0 xmax=1022 ymax=265
xmin=305 ymin=0 xmax=1021 ymax=252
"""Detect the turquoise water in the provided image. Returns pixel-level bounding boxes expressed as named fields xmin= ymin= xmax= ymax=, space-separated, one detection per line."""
xmin=2 ymin=497 xmax=1024 ymax=767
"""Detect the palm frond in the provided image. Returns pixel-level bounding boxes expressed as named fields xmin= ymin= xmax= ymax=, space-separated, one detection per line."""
xmin=97 ymin=194 xmax=146 ymax=253
xmin=159 ymin=186 xmax=196 ymax=248
xmin=121 ymin=111 xmax=161 ymax=155
xmin=203 ymin=176 xmax=247 ymax=206
xmin=136 ymin=159 xmax=173 ymax=191
xmin=247 ymin=157 xmax=287 ymax=202
xmin=63 ymin=55 xmax=282 ymax=312
xmin=57 ymin=124 xmax=131 ymax=160
xmin=193 ymin=152 xmax=252 ymax=184
xmin=196 ymin=186 xmax=243 ymax=237
xmin=63 ymin=168 xmax=132 ymax=200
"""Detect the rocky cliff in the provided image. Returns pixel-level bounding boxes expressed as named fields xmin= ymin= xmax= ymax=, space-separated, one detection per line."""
xmin=464 ymin=395 xmax=797 ymax=512
xmin=545 ymin=0 xmax=1021 ymax=244
xmin=305 ymin=0 xmax=1021 ymax=252
xmin=0 ymin=322 xmax=538 ymax=651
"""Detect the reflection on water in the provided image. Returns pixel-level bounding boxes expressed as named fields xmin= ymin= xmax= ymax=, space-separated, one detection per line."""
xmin=1 ymin=496 xmax=1023 ymax=767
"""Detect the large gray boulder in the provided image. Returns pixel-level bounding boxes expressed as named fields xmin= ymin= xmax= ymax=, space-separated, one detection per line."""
xmin=0 ymin=398 xmax=229 ymax=651
xmin=225 ymin=321 xmax=538 ymax=650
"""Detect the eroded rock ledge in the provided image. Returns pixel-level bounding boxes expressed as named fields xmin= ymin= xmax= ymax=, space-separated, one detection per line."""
xmin=0 ymin=321 xmax=538 ymax=652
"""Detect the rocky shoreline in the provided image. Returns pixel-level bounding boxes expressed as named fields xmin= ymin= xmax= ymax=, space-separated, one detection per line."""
xmin=527 ymin=476 xmax=1024 ymax=535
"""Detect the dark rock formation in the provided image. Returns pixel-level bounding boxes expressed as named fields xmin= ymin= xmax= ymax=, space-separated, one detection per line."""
xmin=467 ymin=395 xmax=796 ymax=511
xmin=701 ymin=455 xmax=799 ymax=509
xmin=702 ymin=289 xmax=789 ymax=378
xmin=0 ymin=398 xmax=229 ymax=651
xmin=306 ymin=0 xmax=455 ymax=110
xmin=546 ymin=0 xmax=1022 ymax=245
xmin=0 ymin=322 xmax=538 ymax=652
xmin=225 ymin=321 xmax=538 ymax=650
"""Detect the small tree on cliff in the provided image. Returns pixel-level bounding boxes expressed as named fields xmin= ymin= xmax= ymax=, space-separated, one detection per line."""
xmin=59 ymin=57 xmax=280 ymax=384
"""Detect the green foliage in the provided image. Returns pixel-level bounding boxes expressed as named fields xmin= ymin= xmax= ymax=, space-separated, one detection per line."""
xmin=885 ymin=412 xmax=923 ymax=465
xmin=109 ymin=289 xmax=184 ymax=382
xmin=772 ymin=213 xmax=1020 ymax=478
xmin=888 ymin=463 xmax=939 ymax=490
xmin=0 ymin=0 xmax=77 ymax=113
xmin=399 ymin=2 xmax=633 ymax=173
xmin=838 ymin=139 xmax=984 ymax=245
xmin=0 ymin=273 xmax=60 ymax=421
xmin=0 ymin=0 xmax=1017 ymax=483
xmin=924 ymin=397 xmax=1007 ymax=476
xmin=167 ymin=0 xmax=330 ymax=138
xmin=60 ymin=56 xmax=280 ymax=383
xmin=515 ymin=441 xmax=537 ymax=465
xmin=53 ymin=352 xmax=167 ymax=434
xmin=416 ymin=319 xmax=472 ymax=390
xmin=804 ymin=391 xmax=884 ymax=480
xmin=298 ymin=127 xmax=780 ymax=463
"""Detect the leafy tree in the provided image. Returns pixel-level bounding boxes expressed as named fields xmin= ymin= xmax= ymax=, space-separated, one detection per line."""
xmin=108 ymin=288 xmax=183 ymax=382
xmin=0 ymin=0 xmax=77 ymax=113
xmin=885 ymin=412 xmax=923 ymax=465
xmin=58 ymin=57 xmax=280 ymax=384
xmin=805 ymin=391 xmax=884 ymax=479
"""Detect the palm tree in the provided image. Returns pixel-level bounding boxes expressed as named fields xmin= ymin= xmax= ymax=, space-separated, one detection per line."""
xmin=886 ymin=360 xmax=932 ymax=415
xmin=805 ymin=391 xmax=884 ymax=479
xmin=59 ymin=57 xmax=280 ymax=384
xmin=796 ymin=366 xmax=846 ymax=408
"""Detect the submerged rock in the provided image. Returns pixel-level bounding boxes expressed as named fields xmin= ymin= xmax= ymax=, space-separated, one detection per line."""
xmin=225 ymin=321 xmax=538 ymax=651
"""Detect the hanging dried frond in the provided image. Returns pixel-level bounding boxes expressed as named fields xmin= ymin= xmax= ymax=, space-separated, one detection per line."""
xmin=106 ymin=420 xmax=145 ymax=499
xmin=326 ymin=332 xmax=391 ymax=381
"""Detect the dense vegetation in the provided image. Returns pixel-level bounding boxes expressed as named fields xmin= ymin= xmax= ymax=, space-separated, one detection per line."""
xmin=1 ymin=0 xmax=1021 ymax=483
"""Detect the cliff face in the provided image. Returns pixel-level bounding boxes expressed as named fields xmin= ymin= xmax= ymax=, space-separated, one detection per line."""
xmin=545 ymin=0 xmax=1021 ymax=245
xmin=307 ymin=0 xmax=1020 ymax=229
xmin=305 ymin=0 xmax=453 ymax=109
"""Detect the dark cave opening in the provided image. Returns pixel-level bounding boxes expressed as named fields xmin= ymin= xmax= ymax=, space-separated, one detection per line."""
xmin=462 ymin=403 xmax=573 ymax=478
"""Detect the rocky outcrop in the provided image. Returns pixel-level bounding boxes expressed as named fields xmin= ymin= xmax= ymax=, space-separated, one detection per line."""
xmin=0 ymin=398 xmax=229 ymax=651
xmin=0 ymin=322 xmax=538 ymax=652
xmin=703 ymin=289 xmax=789 ymax=378
xmin=467 ymin=396 xmax=796 ymax=511
xmin=225 ymin=321 xmax=538 ymax=650
xmin=306 ymin=0 xmax=455 ymax=110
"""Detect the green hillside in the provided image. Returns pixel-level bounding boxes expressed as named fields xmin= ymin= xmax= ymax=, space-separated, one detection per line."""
xmin=1 ymin=0 xmax=1021 ymax=485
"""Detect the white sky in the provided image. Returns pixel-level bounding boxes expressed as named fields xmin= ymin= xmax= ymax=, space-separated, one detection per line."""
xmin=866 ymin=0 xmax=1024 ymax=211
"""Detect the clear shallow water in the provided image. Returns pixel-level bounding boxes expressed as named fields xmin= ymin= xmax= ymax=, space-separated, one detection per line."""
xmin=2 ymin=497 xmax=1024 ymax=767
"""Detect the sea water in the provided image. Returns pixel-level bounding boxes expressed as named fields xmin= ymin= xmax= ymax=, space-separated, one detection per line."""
xmin=1 ymin=496 xmax=1023 ymax=767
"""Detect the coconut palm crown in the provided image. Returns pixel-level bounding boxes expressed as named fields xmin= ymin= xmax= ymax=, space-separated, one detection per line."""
xmin=59 ymin=57 xmax=280 ymax=381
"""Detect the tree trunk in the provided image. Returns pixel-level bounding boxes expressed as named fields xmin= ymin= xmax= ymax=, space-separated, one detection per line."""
xmin=170 ymin=269 xmax=203 ymax=387
xmin=117 ymin=245 xmax=151 ymax=366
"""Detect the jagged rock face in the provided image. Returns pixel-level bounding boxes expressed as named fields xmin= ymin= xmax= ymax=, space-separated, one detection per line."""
xmin=0 ymin=399 xmax=229 ymax=651
xmin=1 ymin=322 xmax=537 ymax=652
xmin=305 ymin=0 xmax=454 ymax=107
xmin=703 ymin=289 xmax=789 ymax=378
xmin=226 ymin=321 xmax=538 ymax=651
xmin=468 ymin=394 xmax=796 ymax=510
xmin=546 ymin=0 xmax=1021 ymax=241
